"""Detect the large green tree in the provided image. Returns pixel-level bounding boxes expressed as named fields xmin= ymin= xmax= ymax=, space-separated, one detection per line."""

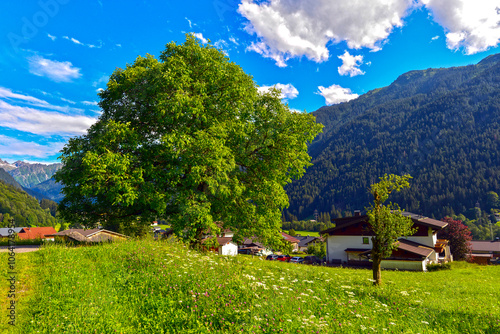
xmin=55 ymin=34 xmax=322 ymax=247
xmin=367 ymin=174 xmax=415 ymax=285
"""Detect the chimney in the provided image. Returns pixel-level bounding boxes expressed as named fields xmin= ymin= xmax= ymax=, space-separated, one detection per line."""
xmin=354 ymin=210 xmax=361 ymax=217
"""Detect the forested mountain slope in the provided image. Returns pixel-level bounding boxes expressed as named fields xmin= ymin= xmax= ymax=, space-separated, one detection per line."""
xmin=286 ymin=53 xmax=500 ymax=220
xmin=0 ymin=179 xmax=56 ymax=227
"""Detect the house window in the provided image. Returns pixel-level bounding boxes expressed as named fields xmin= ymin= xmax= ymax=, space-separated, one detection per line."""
xmin=362 ymin=237 xmax=369 ymax=245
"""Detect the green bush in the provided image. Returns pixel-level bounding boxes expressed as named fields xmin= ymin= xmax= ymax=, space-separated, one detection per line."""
xmin=427 ymin=262 xmax=452 ymax=271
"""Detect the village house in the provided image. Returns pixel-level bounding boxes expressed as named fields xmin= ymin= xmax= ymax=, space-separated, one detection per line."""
xmin=295 ymin=235 xmax=323 ymax=252
xmin=321 ymin=212 xmax=452 ymax=271
xmin=202 ymin=225 xmax=239 ymax=256
xmin=47 ymin=228 xmax=128 ymax=243
xmin=17 ymin=227 xmax=57 ymax=241
xmin=281 ymin=231 xmax=300 ymax=252
xmin=469 ymin=239 xmax=500 ymax=265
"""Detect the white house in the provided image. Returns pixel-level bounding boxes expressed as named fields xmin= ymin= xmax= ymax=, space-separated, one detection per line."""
xmin=202 ymin=225 xmax=238 ymax=256
xmin=321 ymin=212 xmax=451 ymax=271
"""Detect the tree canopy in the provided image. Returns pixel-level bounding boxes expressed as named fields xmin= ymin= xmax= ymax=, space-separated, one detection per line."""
xmin=55 ymin=34 xmax=322 ymax=248
xmin=367 ymin=174 xmax=415 ymax=285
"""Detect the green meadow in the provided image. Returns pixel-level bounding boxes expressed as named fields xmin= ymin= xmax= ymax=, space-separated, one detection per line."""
xmin=1 ymin=239 xmax=499 ymax=333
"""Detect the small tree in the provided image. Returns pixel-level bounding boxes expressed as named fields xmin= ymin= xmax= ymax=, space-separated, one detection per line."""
xmin=307 ymin=241 xmax=326 ymax=258
xmin=438 ymin=217 xmax=472 ymax=261
xmin=367 ymin=174 xmax=415 ymax=286
xmin=288 ymin=229 xmax=297 ymax=236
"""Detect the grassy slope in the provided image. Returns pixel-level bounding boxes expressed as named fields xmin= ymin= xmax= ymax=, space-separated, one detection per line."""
xmin=1 ymin=239 xmax=499 ymax=333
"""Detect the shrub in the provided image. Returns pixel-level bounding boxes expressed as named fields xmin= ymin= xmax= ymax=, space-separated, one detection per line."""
xmin=427 ymin=262 xmax=452 ymax=271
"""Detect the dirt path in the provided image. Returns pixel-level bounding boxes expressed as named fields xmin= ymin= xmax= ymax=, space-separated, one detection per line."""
xmin=0 ymin=245 xmax=41 ymax=253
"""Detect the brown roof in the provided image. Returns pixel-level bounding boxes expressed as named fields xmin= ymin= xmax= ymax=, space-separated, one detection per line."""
xmin=242 ymin=237 xmax=265 ymax=248
xmin=216 ymin=237 xmax=234 ymax=246
xmin=201 ymin=236 xmax=234 ymax=246
xmin=470 ymin=241 xmax=500 ymax=253
xmin=359 ymin=239 xmax=435 ymax=259
xmin=281 ymin=231 xmax=300 ymax=243
xmin=396 ymin=239 xmax=435 ymax=258
xmin=47 ymin=228 xmax=128 ymax=240
xmin=401 ymin=212 xmax=448 ymax=230
xmin=321 ymin=212 xmax=448 ymax=235
xmin=320 ymin=215 xmax=368 ymax=235
xmin=17 ymin=227 xmax=57 ymax=240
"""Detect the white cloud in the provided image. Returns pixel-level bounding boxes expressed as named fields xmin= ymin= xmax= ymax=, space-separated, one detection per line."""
xmin=0 ymin=87 xmax=79 ymax=113
xmin=238 ymin=0 xmax=416 ymax=66
xmin=422 ymin=0 xmax=500 ymax=54
xmin=338 ymin=51 xmax=365 ymax=77
xmin=0 ymin=135 xmax=65 ymax=159
xmin=258 ymin=83 xmax=299 ymax=100
xmin=431 ymin=35 xmax=440 ymax=40
xmin=214 ymin=39 xmax=229 ymax=49
xmin=229 ymin=36 xmax=239 ymax=45
xmin=81 ymin=101 xmax=98 ymax=106
xmin=62 ymin=35 xmax=102 ymax=48
xmin=317 ymin=84 xmax=359 ymax=105
xmin=28 ymin=55 xmax=82 ymax=82
xmin=60 ymin=97 xmax=76 ymax=104
xmin=0 ymin=100 xmax=96 ymax=136
xmin=193 ymin=32 xmax=208 ymax=44
xmin=63 ymin=35 xmax=83 ymax=45
xmin=47 ymin=33 xmax=56 ymax=41
xmin=186 ymin=17 xmax=193 ymax=28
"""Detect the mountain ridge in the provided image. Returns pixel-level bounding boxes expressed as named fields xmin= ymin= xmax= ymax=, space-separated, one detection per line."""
xmin=285 ymin=53 xmax=500 ymax=221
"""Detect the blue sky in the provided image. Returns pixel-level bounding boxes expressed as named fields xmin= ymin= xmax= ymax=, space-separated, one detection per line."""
xmin=0 ymin=0 xmax=499 ymax=164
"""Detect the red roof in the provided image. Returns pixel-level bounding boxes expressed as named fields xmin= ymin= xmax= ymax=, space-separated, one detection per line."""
xmin=281 ymin=231 xmax=300 ymax=244
xmin=17 ymin=227 xmax=57 ymax=240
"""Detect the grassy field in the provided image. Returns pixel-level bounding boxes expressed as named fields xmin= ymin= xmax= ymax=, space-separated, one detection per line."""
xmin=293 ymin=231 xmax=320 ymax=237
xmin=1 ymin=239 xmax=499 ymax=333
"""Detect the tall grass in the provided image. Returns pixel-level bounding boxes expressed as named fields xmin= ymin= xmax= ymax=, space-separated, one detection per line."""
xmin=1 ymin=239 xmax=499 ymax=333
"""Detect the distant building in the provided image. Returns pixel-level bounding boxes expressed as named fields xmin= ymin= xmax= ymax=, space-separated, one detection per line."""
xmin=47 ymin=228 xmax=128 ymax=243
xmin=321 ymin=212 xmax=452 ymax=271
xmin=469 ymin=239 xmax=500 ymax=265
xmin=17 ymin=227 xmax=57 ymax=241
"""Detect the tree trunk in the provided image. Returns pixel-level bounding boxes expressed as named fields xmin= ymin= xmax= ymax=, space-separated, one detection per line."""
xmin=372 ymin=253 xmax=382 ymax=286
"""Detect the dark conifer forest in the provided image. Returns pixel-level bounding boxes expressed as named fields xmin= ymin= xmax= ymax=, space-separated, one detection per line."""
xmin=285 ymin=54 xmax=500 ymax=240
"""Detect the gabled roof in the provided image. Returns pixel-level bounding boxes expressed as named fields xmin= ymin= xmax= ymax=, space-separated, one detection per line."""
xmin=242 ymin=237 xmax=265 ymax=248
xmin=202 ymin=236 xmax=234 ymax=246
xmin=320 ymin=215 xmax=369 ymax=235
xmin=17 ymin=227 xmax=57 ymax=240
xmin=470 ymin=240 xmax=500 ymax=252
xmin=296 ymin=236 xmax=320 ymax=247
xmin=401 ymin=212 xmax=448 ymax=230
xmin=47 ymin=228 xmax=128 ymax=240
xmin=216 ymin=237 xmax=234 ymax=246
xmin=49 ymin=228 xmax=100 ymax=237
xmin=0 ymin=227 xmax=23 ymax=237
xmin=396 ymin=239 xmax=435 ymax=258
xmin=281 ymin=231 xmax=300 ymax=243
xmin=359 ymin=238 xmax=435 ymax=259
xmin=321 ymin=212 xmax=448 ymax=236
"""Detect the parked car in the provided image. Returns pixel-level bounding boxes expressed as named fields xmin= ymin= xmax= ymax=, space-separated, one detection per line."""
xmin=303 ymin=256 xmax=321 ymax=264
xmin=289 ymin=256 xmax=304 ymax=263
xmin=239 ymin=247 xmax=264 ymax=255
xmin=266 ymin=254 xmax=279 ymax=261
xmin=276 ymin=255 xmax=291 ymax=262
